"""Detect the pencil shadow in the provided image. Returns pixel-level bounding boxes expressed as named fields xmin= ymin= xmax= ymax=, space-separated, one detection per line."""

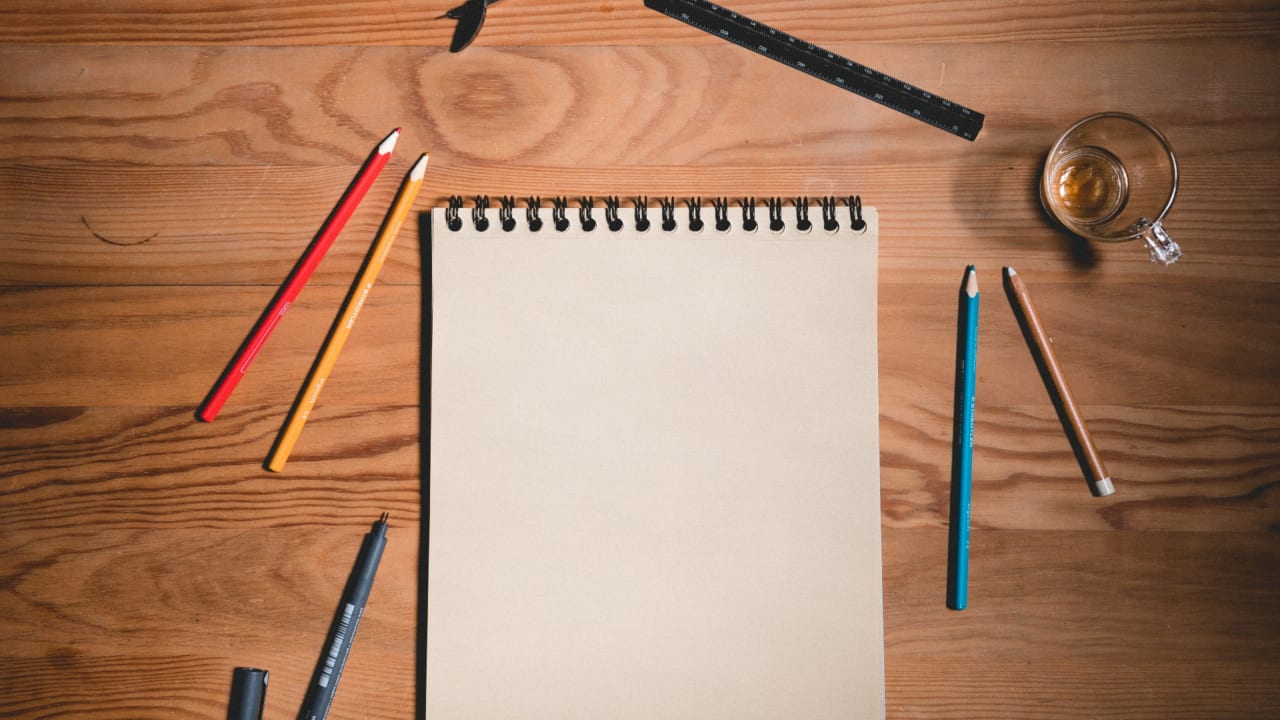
xmin=262 ymin=381 xmax=311 ymax=472
xmin=195 ymin=139 xmax=391 ymax=422
xmin=260 ymin=285 xmax=359 ymax=471
xmin=1001 ymin=273 xmax=1097 ymax=495
xmin=945 ymin=267 xmax=969 ymax=611
xmin=261 ymin=163 xmax=423 ymax=471
xmin=415 ymin=209 xmax=433 ymax=720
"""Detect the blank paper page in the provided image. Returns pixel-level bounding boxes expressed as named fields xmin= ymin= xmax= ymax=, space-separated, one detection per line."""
xmin=427 ymin=205 xmax=884 ymax=719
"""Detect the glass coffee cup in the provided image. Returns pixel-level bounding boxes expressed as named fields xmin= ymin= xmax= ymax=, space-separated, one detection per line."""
xmin=1040 ymin=112 xmax=1182 ymax=265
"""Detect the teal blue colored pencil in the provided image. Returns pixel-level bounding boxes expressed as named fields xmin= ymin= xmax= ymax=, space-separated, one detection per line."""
xmin=947 ymin=265 xmax=979 ymax=611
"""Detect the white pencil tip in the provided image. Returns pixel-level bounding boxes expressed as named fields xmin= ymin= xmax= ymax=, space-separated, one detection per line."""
xmin=378 ymin=129 xmax=400 ymax=155
xmin=410 ymin=153 xmax=429 ymax=181
xmin=1005 ymin=266 xmax=1017 ymax=276
xmin=1094 ymin=477 xmax=1115 ymax=497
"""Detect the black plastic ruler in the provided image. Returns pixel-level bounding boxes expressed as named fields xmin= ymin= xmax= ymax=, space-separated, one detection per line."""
xmin=644 ymin=0 xmax=984 ymax=141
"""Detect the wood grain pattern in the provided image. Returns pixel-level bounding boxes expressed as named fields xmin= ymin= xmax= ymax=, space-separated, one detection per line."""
xmin=4 ymin=159 xmax=1280 ymax=285
xmin=3 ymin=1 xmax=1279 ymax=45
xmin=2 ymin=0 xmax=1279 ymax=717
xmin=3 ymin=41 xmax=1277 ymax=167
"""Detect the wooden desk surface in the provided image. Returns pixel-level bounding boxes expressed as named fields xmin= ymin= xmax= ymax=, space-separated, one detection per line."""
xmin=3 ymin=2 xmax=1278 ymax=718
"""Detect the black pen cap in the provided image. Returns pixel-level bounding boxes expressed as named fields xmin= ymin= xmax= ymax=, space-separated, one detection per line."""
xmin=228 ymin=667 xmax=268 ymax=720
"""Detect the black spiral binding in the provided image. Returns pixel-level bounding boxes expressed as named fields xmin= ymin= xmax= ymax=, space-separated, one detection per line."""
xmin=767 ymin=198 xmax=785 ymax=233
xmin=713 ymin=198 xmax=732 ymax=232
xmin=739 ymin=198 xmax=758 ymax=232
xmin=846 ymin=195 xmax=866 ymax=231
xmin=472 ymin=195 xmax=490 ymax=232
xmin=633 ymin=196 xmax=650 ymax=232
xmin=685 ymin=198 xmax=704 ymax=233
xmin=526 ymin=196 xmax=543 ymax=232
xmin=793 ymin=198 xmax=813 ymax=233
xmin=552 ymin=197 xmax=570 ymax=232
xmin=604 ymin=197 xmax=624 ymax=232
xmin=578 ymin=197 xmax=597 ymax=232
xmin=821 ymin=197 xmax=839 ymax=232
xmin=446 ymin=195 xmax=464 ymax=231
xmin=499 ymin=196 xmax=517 ymax=232
xmin=444 ymin=196 xmax=866 ymax=234
xmin=660 ymin=197 xmax=678 ymax=232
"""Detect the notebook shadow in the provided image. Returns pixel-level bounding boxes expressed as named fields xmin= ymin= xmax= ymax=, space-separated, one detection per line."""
xmin=415 ymin=209 xmax=432 ymax=720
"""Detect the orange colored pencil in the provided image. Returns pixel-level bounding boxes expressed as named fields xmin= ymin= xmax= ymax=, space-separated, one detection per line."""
xmin=266 ymin=152 xmax=428 ymax=472
xmin=1003 ymin=267 xmax=1114 ymax=497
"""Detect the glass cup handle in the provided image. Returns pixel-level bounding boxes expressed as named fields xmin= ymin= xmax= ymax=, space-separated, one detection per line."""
xmin=1140 ymin=220 xmax=1182 ymax=265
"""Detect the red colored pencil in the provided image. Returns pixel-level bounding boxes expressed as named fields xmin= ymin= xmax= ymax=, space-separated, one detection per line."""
xmin=197 ymin=128 xmax=400 ymax=422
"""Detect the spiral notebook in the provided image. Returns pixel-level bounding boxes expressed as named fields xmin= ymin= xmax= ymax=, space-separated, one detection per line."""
xmin=427 ymin=197 xmax=884 ymax=719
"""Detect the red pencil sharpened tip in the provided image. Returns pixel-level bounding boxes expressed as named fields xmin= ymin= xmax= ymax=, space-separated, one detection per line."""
xmin=378 ymin=129 xmax=400 ymax=155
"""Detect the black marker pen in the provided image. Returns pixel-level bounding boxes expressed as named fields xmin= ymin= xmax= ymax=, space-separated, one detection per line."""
xmin=298 ymin=513 xmax=389 ymax=720
xmin=228 ymin=667 xmax=268 ymax=720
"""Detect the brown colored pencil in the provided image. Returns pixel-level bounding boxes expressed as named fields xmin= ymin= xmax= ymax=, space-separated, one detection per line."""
xmin=1003 ymin=267 xmax=1115 ymax=497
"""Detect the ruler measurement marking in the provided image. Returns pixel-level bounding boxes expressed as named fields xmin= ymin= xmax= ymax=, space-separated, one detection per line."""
xmin=648 ymin=0 xmax=983 ymax=140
